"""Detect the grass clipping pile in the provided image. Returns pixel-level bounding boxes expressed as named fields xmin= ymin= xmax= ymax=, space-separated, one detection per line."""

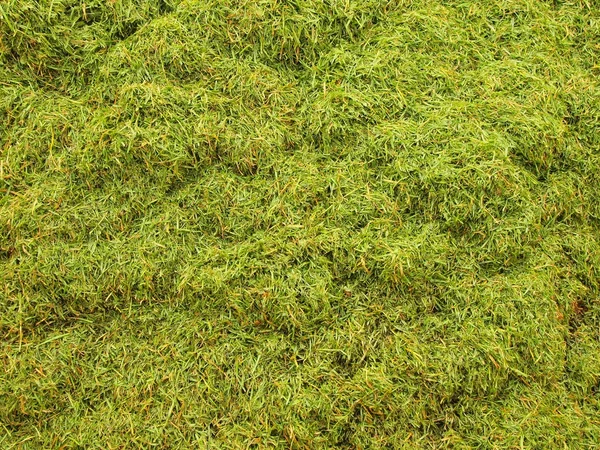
xmin=2 ymin=0 xmax=600 ymax=447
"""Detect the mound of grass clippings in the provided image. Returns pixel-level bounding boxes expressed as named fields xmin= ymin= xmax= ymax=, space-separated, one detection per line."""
xmin=2 ymin=0 xmax=600 ymax=447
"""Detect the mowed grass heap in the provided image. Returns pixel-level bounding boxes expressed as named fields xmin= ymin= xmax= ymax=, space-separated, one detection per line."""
xmin=1 ymin=0 xmax=600 ymax=447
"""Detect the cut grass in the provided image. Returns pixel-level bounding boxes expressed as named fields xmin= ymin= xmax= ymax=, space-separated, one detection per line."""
xmin=1 ymin=0 xmax=600 ymax=447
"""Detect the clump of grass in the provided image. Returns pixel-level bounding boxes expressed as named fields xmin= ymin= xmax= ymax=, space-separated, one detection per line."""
xmin=2 ymin=0 xmax=600 ymax=447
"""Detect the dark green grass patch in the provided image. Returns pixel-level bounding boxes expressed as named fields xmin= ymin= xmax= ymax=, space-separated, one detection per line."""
xmin=2 ymin=0 xmax=600 ymax=447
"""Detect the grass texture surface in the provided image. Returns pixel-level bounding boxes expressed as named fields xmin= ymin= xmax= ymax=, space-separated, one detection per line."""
xmin=1 ymin=0 xmax=600 ymax=447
